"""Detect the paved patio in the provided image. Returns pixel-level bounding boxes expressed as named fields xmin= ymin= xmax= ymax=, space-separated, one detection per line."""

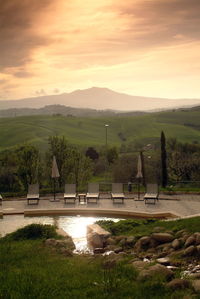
xmin=1 ymin=193 xmax=200 ymax=219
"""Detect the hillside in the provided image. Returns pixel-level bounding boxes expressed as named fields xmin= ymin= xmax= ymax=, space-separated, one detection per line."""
xmin=1 ymin=87 xmax=200 ymax=111
xmin=0 ymin=104 xmax=145 ymax=118
xmin=0 ymin=107 xmax=200 ymax=152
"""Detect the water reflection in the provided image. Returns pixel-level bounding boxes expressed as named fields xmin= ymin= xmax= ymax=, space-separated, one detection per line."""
xmin=0 ymin=215 xmax=120 ymax=251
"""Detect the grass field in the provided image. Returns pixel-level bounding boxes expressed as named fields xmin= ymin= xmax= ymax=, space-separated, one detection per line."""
xmin=0 ymin=108 xmax=200 ymax=151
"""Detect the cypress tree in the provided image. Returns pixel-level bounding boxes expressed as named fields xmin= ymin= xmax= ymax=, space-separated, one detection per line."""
xmin=161 ymin=131 xmax=168 ymax=187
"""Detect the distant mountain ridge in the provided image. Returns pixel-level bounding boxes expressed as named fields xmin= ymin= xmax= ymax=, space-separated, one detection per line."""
xmin=0 ymin=87 xmax=200 ymax=111
xmin=0 ymin=104 xmax=146 ymax=118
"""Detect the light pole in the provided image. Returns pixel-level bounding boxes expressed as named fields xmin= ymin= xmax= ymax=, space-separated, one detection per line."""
xmin=105 ymin=124 xmax=109 ymax=182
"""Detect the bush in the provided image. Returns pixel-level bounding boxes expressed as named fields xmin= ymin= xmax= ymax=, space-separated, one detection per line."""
xmin=3 ymin=224 xmax=58 ymax=241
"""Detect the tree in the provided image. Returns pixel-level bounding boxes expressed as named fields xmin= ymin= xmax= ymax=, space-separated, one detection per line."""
xmin=47 ymin=136 xmax=93 ymax=188
xmin=161 ymin=131 xmax=168 ymax=187
xmin=85 ymin=147 xmax=99 ymax=161
xmin=16 ymin=144 xmax=40 ymax=189
xmin=107 ymin=147 xmax=118 ymax=164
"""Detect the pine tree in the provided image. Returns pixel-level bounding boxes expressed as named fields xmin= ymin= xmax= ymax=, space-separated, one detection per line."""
xmin=161 ymin=131 xmax=168 ymax=187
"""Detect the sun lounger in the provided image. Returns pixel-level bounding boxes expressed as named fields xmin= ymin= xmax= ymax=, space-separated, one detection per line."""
xmin=64 ymin=184 xmax=76 ymax=203
xmin=27 ymin=184 xmax=40 ymax=205
xmin=144 ymin=183 xmax=159 ymax=204
xmin=111 ymin=183 xmax=124 ymax=203
xmin=86 ymin=183 xmax=99 ymax=203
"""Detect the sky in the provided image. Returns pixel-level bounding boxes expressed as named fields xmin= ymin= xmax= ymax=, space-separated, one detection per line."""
xmin=0 ymin=0 xmax=200 ymax=102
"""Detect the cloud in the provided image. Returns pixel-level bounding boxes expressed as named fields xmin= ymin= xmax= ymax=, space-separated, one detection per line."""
xmin=13 ymin=71 xmax=34 ymax=78
xmin=35 ymin=89 xmax=47 ymax=96
xmin=0 ymin=0 xmax=54 ymax=71
xmin=113 ymin=0 xmax=200 ymax=46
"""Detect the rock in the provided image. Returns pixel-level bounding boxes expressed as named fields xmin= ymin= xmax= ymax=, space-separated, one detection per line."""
xmin=183 ymin=245 xmax=196 ymax=256
xmin=166 ymin=278 xmax=190 ymax=290
xmin=134 ymin=236 xmax=152 ymax=252
xmin=172 ymin=239 xmax=181 ymax=250
xmin=45 ymin=238 xmax=75 ymax=251
xmin=104 ymin=245 xmax=116 ymax=251
xmin=114 ymin=247 xmax=123 ymax=253
xmin=132 ymin=260 xmax=148 ymax=271
xmin=87 ymin=224 xmax=111 ymax=249
xmin=156 ymin=257 xmax=170 ymax=265
xmin=55 ymin=239 xmax=75 ymax=251
xmin=106 ymin=237 xmax=116 ymax=245
xmin=45 ymin=238 xmax=57 ymax=247
xmin=126 ymin=236 xmax=136 ymax=247
xmin=185 ymin=236 xmax=196 ymax=247
xmin=94 ymin=248 xmax=105 ymax=254
xmin=87 ymin=232 xmax=104 ymax=249
xmin=119 ymin=238 xmax=127 ymax=247
xmin=139 ymin=236 xmax=152 ymax=246
xmin=115 ymin=235 xmax=126 ymax=242
xmin=175 ymin=229 xmax=188 ymax=238
xmin=138 ymin=264 xmax=174 ymax=281
xmin=59 ymin=247 xmax=73 ymax=256
xmin=192 ymin=280 xmax=200 ymax=292
xmin=194 ymin=232 xmax=200 ymax=245
xmin=196 ymin=245 xmax=200 ymax=254
xmin=151 ymin=233 xmax=174 ymax=244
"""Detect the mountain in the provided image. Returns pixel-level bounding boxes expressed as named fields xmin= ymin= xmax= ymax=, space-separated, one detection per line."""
xmin=0 ymin=87 xmax=200 ymax=111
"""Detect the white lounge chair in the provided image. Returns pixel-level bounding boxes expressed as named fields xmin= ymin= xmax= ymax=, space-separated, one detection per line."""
xmin=111 ymin=183 xmax=124 ymax=203
xmin=64 ymin=184 xmax=76 ymax=203
xmin=144 ymin=183 xmax=159 ymax=204
xmin=86 ymin=183 xmax=99 ymax=203
xmin=27 ymin=184 xmax=40 ymax=205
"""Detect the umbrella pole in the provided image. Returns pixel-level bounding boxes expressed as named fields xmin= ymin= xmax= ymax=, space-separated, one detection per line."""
xmin=53 ymin=178 xmax=56 ymax=201
xmin=138 ymin=179 xmax=140 ymax=200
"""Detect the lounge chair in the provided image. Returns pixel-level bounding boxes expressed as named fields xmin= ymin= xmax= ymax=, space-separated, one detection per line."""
xmin=27 ymin=184 xmax=40 ymax=205
xmin=64 ymin=184 xmax=76 ymax=203
xmin=86 ymin=183 xmax=99 ymax=203
xmin=111 ymin=183 xmax=124 ymax=203
xmin=0 ymin=194 xmax=2 ymax=205
xmin=144 ymin=183 xmax=159 ymax=204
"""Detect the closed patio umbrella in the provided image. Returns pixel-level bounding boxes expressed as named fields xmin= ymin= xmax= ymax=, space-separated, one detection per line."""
xmin=51 ymin=156 xmax=60 ymax=201
xmin=136 ymin=153 xmax=143 ymax=200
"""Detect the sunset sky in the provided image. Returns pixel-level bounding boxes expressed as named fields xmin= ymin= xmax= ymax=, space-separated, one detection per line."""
xmin=0 ymin=0 xmax=200 ymax=101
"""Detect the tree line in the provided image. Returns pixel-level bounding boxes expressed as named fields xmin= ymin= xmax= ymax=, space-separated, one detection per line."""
xmin=0 ymin=133 xmax=200 ymax=194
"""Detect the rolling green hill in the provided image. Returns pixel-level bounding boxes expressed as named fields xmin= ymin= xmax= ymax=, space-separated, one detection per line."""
xmin=0 ymin=108 xmax=200 ymax=152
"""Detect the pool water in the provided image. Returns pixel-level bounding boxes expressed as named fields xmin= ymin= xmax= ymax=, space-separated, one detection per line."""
xmin=0 ymin=215 xmax=120 ymax=251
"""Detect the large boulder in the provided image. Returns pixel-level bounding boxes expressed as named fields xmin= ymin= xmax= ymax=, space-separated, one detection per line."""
xmin=156 ymin=257 xmax=170 ymax=265
xmin=87 ymin=224 xmax=111 ymax=249
xmin=138 ymin=264 xmax=174 ymax=281
xmin=185 ymin=235 xmax=196 ymax=247
xmin=166 ymin=278 xmax=190 ymax=290
xmin=194 ymin=232 xmax=200 ymax=245
xmin=183 ymin=245 xmax=196 ymax=256
xmin=171 ymin=239 xmax=181 ymax=250
xmin=151 ymin=233 xmax=174 ymax=244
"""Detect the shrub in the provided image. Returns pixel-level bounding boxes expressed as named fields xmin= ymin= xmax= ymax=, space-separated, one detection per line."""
xmin=3 ymin=224 xmax=58 ymax=241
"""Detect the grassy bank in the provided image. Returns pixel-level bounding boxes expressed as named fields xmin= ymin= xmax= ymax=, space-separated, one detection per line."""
xmin=0 ymin=221 xmax=199 ymax=298
xmin=96 ymin=216 xmax=200 ymax=237
xmin=0 ymin=239 xmax=193 ymax=299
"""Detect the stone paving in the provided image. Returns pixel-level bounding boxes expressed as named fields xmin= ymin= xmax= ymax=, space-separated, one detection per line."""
xmin=1 ymin=192 xmax=200 ymax=219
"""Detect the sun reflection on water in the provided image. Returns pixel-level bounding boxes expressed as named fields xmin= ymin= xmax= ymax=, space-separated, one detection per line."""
xmin=0 ymin=215 xmax=120 ymax=252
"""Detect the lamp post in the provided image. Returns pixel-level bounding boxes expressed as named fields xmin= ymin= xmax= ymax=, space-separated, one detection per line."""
xmin=105 ymin=124 xmax=109 ymax=182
